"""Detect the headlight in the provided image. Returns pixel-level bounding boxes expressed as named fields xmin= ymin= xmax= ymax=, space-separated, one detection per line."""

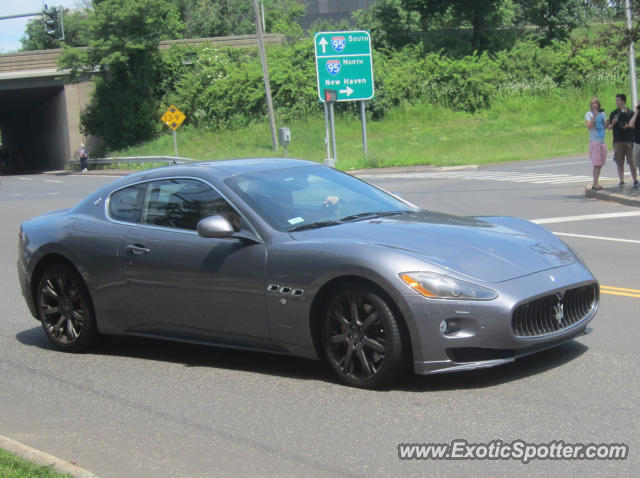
xmin=399 ymin=272 xmax=497 ymax=300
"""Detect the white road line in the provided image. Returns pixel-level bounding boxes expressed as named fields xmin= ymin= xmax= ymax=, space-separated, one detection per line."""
xmin=45 ymin=192 xmax=61 ymax=195
xmin=359 ymin=170 xmax=604 ymax=184
xmin=532 ymin=178 xmax=592 ymax=184
xmin=45 ymin=179 xmax=63 ymax=183
xmin=532 ymin=211 xmax=640 ymax=224
xmin=553 ymin=232 xmax=640 ymax=244
xmin=18 ymin=177 xmax=32 ymax=181
xmin=524 ymin=160 xmax=589 ymax=169
xmin=512 ymin=173 xmax=572 ymax=179
xmin=10 ymin=193 xmax=24 ymax=197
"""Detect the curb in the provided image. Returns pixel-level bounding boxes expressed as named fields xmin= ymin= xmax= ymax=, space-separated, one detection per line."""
xmin=41 ymin=164 xmax=482 ymax=178
xmin=43 ymin=170 xmax=134 ymax=177
xmin=0 ymin=434 xmax=99 ymax=478
xmin=585 ymin=186 xmax=640 ymax=207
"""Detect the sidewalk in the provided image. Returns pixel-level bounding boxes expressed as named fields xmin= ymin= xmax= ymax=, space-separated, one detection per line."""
xmin=585 ymin=182 xmax=640 ymax=207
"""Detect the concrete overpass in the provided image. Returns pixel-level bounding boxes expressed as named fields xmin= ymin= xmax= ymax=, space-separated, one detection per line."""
xmin=0 ymin=34 xmax=285 ymax=172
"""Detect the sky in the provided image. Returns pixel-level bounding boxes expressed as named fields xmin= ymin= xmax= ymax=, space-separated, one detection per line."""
xmin=0 ymin=0 xmax=86 ymax=53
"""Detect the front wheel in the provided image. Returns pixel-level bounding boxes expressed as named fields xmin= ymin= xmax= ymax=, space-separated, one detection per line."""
xmin=321 ymin=284 xmax=408 ymax=388
xmin=36 ymin=264 xmax=98 ymax=352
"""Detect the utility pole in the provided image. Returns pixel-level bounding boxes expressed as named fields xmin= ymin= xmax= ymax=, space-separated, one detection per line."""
xmin=253 ymin=0 xmax=278 ymax=151
xmin=625 ymin=0 xmax=638 ymax=107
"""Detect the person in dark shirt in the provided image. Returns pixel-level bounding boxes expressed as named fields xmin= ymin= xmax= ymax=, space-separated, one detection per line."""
xmin=608 ymin=93 xmax=637 ymax=188
xmin=627 ymin=104 xmax=640 ymax=190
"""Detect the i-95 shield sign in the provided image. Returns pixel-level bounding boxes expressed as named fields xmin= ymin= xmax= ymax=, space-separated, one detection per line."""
xmin=326 ymin=60 xmax=341 ymax=76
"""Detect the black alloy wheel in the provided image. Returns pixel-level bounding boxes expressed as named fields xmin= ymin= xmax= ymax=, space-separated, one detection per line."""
xmin=322 ymin=284 xmax=407 ymax=388
xmin=36 ymin=264 xmax=98 ymax=351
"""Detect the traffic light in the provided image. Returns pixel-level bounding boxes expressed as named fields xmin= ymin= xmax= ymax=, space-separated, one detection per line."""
xmin=43 ymin=5 xmax=59 ymax=39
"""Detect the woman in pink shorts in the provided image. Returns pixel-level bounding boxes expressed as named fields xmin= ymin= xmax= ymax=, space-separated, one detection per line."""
xmin=585 ymin=97 xmax=607 ymax=190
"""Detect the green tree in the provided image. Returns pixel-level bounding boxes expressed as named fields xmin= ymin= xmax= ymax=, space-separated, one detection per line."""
xmin=59 ymin=0 xmax=184 ymax=150
xmin=351 ymin=0 xmax=422 ymax=50
xmin=515 ymin=0 xmax=584 ymax=45
xmin=403 ymin=0 xmax=512 ymax=51
xmin=584 ymin=0 xmax=620 ymax=22
xmin=178 ymin=0 xmax=305 ymax=38
xmin=20 ymin=8 xmax=90 ymax=51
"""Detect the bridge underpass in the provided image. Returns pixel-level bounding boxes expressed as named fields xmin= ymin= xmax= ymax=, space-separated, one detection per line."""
xmin=0 ymin=49 xmax=97 ymax=173
xmin=1 ymin=77 xmax=70 ymax=172
xmin=0 ymin=34 xmax=285 ymax=173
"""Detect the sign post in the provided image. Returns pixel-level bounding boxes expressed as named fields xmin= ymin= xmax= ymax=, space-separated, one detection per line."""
xmin=161 ymin=105 xmax=186 ymax=157
xmin=314 ymin=31 xmax=374 ymax=161
xmin=325 ymin=90 xmax=338 ymax=164
xmin=360 ymin=100 xmax=368 ymax=156
xmin=323 ymin=102 xmax=331 ymax=161
xmin=173 ymin=131 xmax=178 ymax=158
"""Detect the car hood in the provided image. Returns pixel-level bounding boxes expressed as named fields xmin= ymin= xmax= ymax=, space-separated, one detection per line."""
xmin=291 ymin=211 xmax=576 ymax=283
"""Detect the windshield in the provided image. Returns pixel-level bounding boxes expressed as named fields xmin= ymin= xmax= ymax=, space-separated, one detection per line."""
xmin=225 ymin=165 xmax=416 ymax=232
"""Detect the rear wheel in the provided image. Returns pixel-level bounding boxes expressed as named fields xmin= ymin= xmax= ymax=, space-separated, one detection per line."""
xmin=321 ymin=284 xmax=408 ymax=388
xmin=36 ymin=264 xmax=98 ymax=352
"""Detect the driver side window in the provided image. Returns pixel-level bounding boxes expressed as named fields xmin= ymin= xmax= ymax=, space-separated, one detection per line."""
xmin=141 ymin=178 xmax=242 ymax=231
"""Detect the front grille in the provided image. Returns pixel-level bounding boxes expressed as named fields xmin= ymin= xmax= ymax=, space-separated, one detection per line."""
xmin=512 ymin=284 xmax=597 ymax=337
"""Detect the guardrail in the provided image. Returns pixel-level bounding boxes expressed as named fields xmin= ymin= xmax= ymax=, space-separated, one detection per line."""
xmin=68 ymin=156 xmax=199 ymax=168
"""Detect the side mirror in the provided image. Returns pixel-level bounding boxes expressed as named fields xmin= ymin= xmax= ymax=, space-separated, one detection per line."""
xmin=197 ymin=215 xmax=234 ymax=238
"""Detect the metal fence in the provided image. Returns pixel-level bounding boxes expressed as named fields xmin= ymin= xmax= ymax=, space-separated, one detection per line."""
xmin=68 ymin=156 xmax=199 ymax=168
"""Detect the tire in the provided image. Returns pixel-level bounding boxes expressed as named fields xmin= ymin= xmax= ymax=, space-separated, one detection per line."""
xmin=35 ymin=263 xmax=98 ymax=352
xmin=321 ymin=283 xmax=408 ymax=388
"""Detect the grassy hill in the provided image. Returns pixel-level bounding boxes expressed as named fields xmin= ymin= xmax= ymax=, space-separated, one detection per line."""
xmin=112 ymin=81 xmax=623 ymax=171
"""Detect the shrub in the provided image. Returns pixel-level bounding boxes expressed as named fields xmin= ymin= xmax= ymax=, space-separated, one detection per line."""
xmin=148 ymin=32 xmax=623 ymax=145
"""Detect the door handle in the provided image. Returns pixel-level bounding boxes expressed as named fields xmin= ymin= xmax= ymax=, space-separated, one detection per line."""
xmin=126 ymin=244 xmax=150 ymax=255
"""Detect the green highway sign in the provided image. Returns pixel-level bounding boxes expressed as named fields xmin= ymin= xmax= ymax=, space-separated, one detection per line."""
xmin=314 ymin=30 xmax=374 ymax=102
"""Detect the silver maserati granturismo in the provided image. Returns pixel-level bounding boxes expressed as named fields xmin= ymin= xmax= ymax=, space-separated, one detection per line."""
xmin=18 ymin=159 xmax=599 ymax=387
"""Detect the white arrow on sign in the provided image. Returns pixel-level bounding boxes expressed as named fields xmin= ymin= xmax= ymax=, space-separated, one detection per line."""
xmin=339 ymin=86 xmax=354 ymax=96
xmin=319 ymin=37 xmax=328 ymax=54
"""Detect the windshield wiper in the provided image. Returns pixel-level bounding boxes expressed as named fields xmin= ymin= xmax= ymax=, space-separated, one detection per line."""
xmin=339 ymin=210 xmax=413 ymax=223
xmin=289 ymin=211 xmax=414 ymax=232
xmin=288 ymin=220 xmax=341 ymax=232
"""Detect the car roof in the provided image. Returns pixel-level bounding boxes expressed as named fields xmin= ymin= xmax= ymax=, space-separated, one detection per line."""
xmin=124 ymin=158 xmax=320 ymax=182
xmin=200 ymin=158 xmax=318 ymax=175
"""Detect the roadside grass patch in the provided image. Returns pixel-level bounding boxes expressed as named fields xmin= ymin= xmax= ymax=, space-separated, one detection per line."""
xmin=112 ymin=82 xmax=623 ymax=171
xmin=0 ymin=448 xmax=71 ymax=478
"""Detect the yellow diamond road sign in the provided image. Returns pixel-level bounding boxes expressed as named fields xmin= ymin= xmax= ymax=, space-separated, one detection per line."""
xmin=161 ymin=105 xmax=186 ymax=130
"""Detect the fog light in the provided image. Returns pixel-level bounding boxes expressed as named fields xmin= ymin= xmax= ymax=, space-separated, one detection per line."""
xmin=439 ymin=320 xmax=448 ymax=334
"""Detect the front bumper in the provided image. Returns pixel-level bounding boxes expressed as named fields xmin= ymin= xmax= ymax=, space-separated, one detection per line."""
xmin=414 ymin=326 xmax=593 ymax=374
xmin=17 ymin=258 xmax=38 ymax=319
xmin=402 ymin=262 xmax=599 ymax=375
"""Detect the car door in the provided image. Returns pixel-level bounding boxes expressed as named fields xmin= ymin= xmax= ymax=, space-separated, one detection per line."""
xmin=97 ymin=181 xmax=149 ymax=332
xmin=118 ymin=178 xmax=269 ymax=341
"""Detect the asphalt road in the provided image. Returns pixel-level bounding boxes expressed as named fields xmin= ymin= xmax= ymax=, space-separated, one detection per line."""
xmin=1 ymin=157 xmax=638 ymax=477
